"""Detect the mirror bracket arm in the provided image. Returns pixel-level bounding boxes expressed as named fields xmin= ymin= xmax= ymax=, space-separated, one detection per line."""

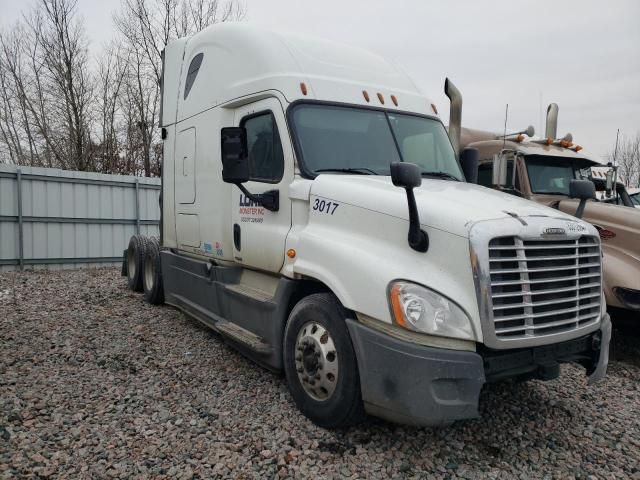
xmin=404 ymin=188 xmax=429 ymax=252
xmin=575 ymin=199 xmax=587 ymax=219
xmin=235 ymin=183 xmax=279 ymax=212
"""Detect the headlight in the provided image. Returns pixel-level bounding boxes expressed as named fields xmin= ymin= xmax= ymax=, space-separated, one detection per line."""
xmin=388 ymin=281 xmax=475 ymax=341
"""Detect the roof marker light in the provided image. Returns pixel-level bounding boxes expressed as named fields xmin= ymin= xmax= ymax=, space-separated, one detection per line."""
xmin=377 ymin=93 xmax=385 ymax=104
xmin=516 ymin=134 xmax=525 ymax=143
xmin=300 ymin=83 xmax=308 ymax=96
xmin=391 ymin=94 xmax=398 ymax=106
xmin=431 ymin=103 xmax=438 ymax=115
xmin=362 ymin=90 xmax=370 ymax=102
xmin=574 ymin=145 xmax=583 ymax=152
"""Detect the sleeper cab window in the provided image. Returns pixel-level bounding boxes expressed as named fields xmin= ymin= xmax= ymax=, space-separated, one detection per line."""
xmin=241 ymin=112 xmax=284 ymax=183
xmin=184 ymin=53 xmax=204 ymax=99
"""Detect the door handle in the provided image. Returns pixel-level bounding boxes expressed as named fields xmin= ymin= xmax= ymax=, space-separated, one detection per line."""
xmin=233 ymin=223 xmax=241 ymax=251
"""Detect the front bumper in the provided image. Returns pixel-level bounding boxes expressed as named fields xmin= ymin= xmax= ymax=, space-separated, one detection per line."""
xmin=346 ymin=314 xmax=611 ymax=427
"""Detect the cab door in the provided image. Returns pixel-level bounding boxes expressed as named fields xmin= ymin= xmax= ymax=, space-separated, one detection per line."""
xmin=231 ymin=97 xmax=293 ymax=272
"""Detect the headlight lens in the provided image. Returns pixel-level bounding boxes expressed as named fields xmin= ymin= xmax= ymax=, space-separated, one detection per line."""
xmin=389 ymin=281 xmax=475 ymax=341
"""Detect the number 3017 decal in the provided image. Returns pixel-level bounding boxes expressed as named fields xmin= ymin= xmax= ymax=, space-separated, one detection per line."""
xmin=313 ymin=198 xmax=339 ymax=215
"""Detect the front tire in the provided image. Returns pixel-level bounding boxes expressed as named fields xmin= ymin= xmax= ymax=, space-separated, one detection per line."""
xmin=283 ymin=293 xmax=365 ymax=428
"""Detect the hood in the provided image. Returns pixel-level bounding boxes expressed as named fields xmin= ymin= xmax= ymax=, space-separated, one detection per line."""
xmin=311 ymin=175 xmax=582 ymax=237
xmin=558 ymin=198 xmax=640 ymax=233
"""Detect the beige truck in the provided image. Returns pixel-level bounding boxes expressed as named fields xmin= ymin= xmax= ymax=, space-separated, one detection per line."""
xmin=445 ymin=86 xmax=640 ymax=314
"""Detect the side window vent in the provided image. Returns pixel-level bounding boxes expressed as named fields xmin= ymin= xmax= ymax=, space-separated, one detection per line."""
xmin=184 ymin=53 xmax=204 ymax=100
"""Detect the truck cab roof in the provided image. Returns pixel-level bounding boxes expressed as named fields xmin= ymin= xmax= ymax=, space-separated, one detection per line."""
xmin=162 ymin=23 xmax=435 ymax=126
xmin=460 ymin=128 xmax=598 ymax=165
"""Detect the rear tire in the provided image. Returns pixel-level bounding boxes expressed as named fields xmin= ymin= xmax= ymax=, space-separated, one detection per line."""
xmin=126 ymin=235 xmax=148 ymax=292
xmin=143 ymin=238 xmax=164 ymax=305
xmin=283 ymin=293 xmax=365 ymax=428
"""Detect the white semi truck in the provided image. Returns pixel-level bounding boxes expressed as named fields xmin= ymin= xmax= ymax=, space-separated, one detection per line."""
xmin=125 ymin=24 xmax=610 ymax=428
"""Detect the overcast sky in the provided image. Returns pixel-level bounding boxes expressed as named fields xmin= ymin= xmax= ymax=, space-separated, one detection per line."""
xmin=1 ymin=0 xmax=639 ymax=161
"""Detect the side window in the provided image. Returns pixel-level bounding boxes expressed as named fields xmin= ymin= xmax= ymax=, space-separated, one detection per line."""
xmin=242 ymin=112 xmax=284 ymax=183
xmin=184 ymin=53 xmax=203 ymax=99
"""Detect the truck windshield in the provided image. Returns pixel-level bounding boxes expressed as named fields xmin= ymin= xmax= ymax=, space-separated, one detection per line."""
xmin=526 ymin=156 xmax=580 ymax=195
xmin=289 ymin=103 xmax=463 ymax=180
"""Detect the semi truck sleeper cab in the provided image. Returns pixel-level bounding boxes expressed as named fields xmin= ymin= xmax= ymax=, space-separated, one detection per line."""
xmin=125 ymin=24 xmax=610 ymax=427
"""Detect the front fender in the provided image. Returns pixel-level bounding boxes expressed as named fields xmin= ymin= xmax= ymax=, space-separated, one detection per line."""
xmin=288 ymin=201 xmax=483 ymax=342
xmin=601 ymin=244 xmax=640 ymax=309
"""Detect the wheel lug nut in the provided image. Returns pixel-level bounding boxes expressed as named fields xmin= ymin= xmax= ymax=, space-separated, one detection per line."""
xmin=302 ymin=375 xmax=308 ymax=382
xmin=295 ymin=354 xmax=302 ymax=361
xmin=309 ymin=380 xmax=315 ymax=386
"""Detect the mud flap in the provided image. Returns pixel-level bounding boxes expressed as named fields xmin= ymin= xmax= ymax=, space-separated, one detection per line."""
xmin=588 ymin=313 xmax=611 ymax=385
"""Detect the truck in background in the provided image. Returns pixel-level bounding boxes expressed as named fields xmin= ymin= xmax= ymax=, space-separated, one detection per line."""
xmin=124 ymin=24 xmax=610 ymax=428
xmin=457 ymin=104 xmax=640 ymax=314
xmin=591 ymin=166 xmax=639 ymax=207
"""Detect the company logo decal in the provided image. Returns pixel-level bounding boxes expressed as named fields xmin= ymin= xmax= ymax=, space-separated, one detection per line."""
xmin=594 ymin=225 xmax=616 ymax=240
xmin=239 ymin=194 xmax=264 ymax=223
xmin=203 ymin=242 xmax=224 ymax=256
xmin=566 ymin=223 xmax=587 ymax=233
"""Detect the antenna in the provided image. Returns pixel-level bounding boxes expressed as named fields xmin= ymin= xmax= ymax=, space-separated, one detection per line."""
xmin=502 ymin=104 xmax=509 ymax=150
xmin=613 ymin=128 xmax=620 ymax=166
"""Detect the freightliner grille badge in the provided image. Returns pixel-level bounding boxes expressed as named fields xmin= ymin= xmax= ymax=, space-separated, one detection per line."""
xmin=542 ymin=227 xmax=566 ymax=236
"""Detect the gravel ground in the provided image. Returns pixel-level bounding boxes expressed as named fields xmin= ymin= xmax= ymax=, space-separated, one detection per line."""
xmin=1 ymin=268 xmax=639 ymax=480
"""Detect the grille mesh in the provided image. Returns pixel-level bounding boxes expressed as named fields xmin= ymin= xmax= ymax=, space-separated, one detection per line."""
xmin=488 ymin=236 xmax=601 ymax=340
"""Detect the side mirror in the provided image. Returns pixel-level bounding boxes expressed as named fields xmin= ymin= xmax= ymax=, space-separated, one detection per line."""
xmin=460 ymin=147 xmax=479 ymax=184
xmin=492 ymin=154 xmax=508 ymax=187
xmin=569 ymin=179 xmax=596 ymax=219
xmin=391 ymin=161 xmax=421 ymax=189
xmin=605 ymin=169 xmax=614 ymax=197
xmin=221 ymin=127 xmax=249 ymax=184
xmin=390 ymin=162 xmax=428 ymax=253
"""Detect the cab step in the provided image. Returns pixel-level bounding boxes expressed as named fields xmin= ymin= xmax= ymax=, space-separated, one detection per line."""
xmin=215 ymin=320 xmax=273 ymax=355
xmin=225 ymin=283 xmax=274 ymax=302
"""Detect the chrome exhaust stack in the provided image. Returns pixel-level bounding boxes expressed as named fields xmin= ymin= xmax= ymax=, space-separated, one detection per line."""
xmin=545 ymin=103 xmax=559 ymax=141
xmin=445 ymin=78 xmax=462 ymax=156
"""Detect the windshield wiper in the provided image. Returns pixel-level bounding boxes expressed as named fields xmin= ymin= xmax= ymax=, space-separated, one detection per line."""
xmin=314 ymin=167 xmax=377 ymax=175
xmin=421 ymin=171 xmax=460 ymax=181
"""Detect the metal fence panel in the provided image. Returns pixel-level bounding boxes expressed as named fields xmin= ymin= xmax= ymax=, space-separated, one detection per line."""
xmin=0 ymin=164 xmax=160 ymax=272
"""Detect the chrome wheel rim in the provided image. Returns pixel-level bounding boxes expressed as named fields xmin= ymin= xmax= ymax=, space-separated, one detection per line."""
xmin=294 ymin=322 xmax=338 ymax=401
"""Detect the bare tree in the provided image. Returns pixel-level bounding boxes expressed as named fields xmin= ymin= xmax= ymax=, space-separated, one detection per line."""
xmin=610 ymin=132 xmax=640 ymax=188
xmin=113 ymin=0 xmax=244 ymax=176
xmin=94 ymin=43 xmax=129 ymax=173
xmin=0 ymin=0 xmax=94 ymax=170
xmin=35 ymin=0 xmax=94 ymax=170
xmin=0 ymin=0 xmax=246 ymax=175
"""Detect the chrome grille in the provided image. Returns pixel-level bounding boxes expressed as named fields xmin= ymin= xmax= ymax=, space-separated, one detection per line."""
xmin=488 ymin=236 xmax=601 ymax=340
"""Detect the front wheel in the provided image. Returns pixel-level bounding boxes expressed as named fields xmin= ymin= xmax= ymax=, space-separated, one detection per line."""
xmin=283 ymin=293 xmax=365 ymax=428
